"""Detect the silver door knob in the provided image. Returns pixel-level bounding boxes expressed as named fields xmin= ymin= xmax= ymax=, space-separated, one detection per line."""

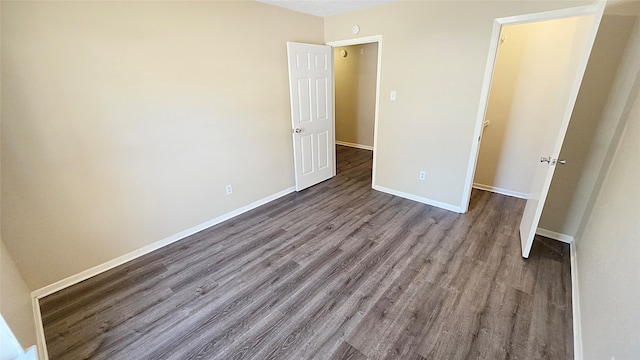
xmin=541 ymin=157 xmax=566 ymax=165
xmin=294 ymin=128 xmax=302 ymax=133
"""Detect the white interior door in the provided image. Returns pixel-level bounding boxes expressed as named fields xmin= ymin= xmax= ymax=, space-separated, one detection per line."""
xmin=287 ymin=42 xmax=336 ymax=191
xmin=519 ymin=4 xmax=605 ymax=258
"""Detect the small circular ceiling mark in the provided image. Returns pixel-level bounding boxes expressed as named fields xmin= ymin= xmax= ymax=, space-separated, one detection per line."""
xmin=352 ymin=25 xmax=360 ymax=34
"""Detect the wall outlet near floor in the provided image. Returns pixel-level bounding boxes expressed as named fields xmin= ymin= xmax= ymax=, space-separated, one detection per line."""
xmin=419 ymin=171 xmax=426 ymax=180
xmin=225 ymin=184 xmax=233 ymax=195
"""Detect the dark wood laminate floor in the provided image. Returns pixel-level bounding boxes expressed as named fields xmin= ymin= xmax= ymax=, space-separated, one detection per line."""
xmin=40 ymin=146 xmax=573 ymax=360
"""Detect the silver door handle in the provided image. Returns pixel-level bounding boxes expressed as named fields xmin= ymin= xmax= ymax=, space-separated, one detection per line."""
xmin=294 ymin=128 xmax=302 ymax=133
xmin=541 ymin=157 xmax=567 ymax=165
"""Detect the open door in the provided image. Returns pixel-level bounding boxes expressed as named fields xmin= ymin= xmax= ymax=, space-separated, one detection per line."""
xmin=287 ymin=42 xmax=336 ymax=191
xmin=519 ymin=3 xmax=605 ymax=258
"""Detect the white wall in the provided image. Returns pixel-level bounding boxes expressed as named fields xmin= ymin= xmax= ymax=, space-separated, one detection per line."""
xmin=334 ymin=43 xmax=377 ymax=147
xmin=577 ymin=70 xmax=640 ymax=360
xmin=325 ymin=1 xmax=591 ymax=209
xmin=1 ymin=1 xmax=324 ymax=290
xmin=474 ymin=17 xmax=582 ymax=197
xmin=575 ymin=16 xmax=640 ymax=359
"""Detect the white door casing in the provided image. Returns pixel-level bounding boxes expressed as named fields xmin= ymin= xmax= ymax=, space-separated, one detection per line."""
xmin=519 ymin=4 xmax=605 ymax=258
xmin=287 ymin=42 xmax=336 ymax=191
xmin=327 ymin=35 xmax=383 ymax=189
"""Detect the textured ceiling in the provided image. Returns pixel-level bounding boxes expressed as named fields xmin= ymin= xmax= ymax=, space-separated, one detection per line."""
xmin=256 ymin=0 xmax=398 ymax=17
xmin=257 ymin=1 xmax=640 ymax=21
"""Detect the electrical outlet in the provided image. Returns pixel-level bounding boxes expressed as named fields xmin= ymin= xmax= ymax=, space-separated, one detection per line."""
xmin=419 ymin=171 xmax=426 ymax=180
xmin=225 ymin=184 xmax=233 ymax=195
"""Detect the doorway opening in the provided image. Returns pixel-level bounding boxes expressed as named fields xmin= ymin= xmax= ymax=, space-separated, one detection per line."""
xmin=327 ymin=36 xmax=382 ymax=188
xmin=461 ymin=3 xmax=604 ymax=258
xmin=333 ymin=42 xmax=378 ymax=152
xmin=472 ymin=17 xmax=587 ymax=200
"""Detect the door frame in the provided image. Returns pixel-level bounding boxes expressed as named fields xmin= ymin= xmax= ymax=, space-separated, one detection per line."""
xmin=460 ymin=3 xmax=604 ymax=213
xmin=327 ymin=35 xmax=382 ymax=188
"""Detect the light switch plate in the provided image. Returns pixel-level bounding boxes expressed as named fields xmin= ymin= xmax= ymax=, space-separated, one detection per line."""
xmin=390 ymin=91 xmax=397 ymax=101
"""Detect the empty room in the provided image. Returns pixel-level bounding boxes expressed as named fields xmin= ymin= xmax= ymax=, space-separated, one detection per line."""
xmin=1 ymin=1 xmax=638 ymax=359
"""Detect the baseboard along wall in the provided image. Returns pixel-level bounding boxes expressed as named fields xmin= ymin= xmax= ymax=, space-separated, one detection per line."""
xmin=29 ymin=182 xmax=584 ymax=360
xmin=477 ymin=184 xmax=582 ymax=358
xmin=31 ymin=186 xmax=296 ymax=360
xmin=335 ymin=141 xmax=374 ymax=151
xmin=535 ymin=227 xmax=582 ymax=359
xmin=29 ymin=181 xmax=463 ymax=299
xmin=373 ymin=185 xmax=463 ymax=213
xmin=31 ymin=186 xmax=295 ymax=299
xmin=472 ymin=183 xmax=529 ymax=199
xmin=535 ymin=227 xmax=575 ymax=244
xmin=32 ymin=296 xmax=47 ymax=360
xmin=569 ymin=242 xmax=583 ymax=360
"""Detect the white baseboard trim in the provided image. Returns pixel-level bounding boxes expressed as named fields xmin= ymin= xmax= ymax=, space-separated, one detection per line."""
xmin=536 ymin=227 xmax=581 ymax=359
xmin=373 ymin=185 xmax=463 ymax=213
xmin=570 ymin=242 xmax=583 ymax=360
xmin=472 ymin=183 xmax=528 ymax=199
xmin=31 ymin=186 xmax=295 ymax=299
xmin=537 ymin=227 xmax=582 ymax=358
xmin=335 ymin=141 xmax=373 ymax=151
xmin=31 ymin=296 xmax=46 ymax=360
xmin=536 ymin=228 xmax=575 ymax=244
xmin=30 ymin=186 xmax=295 ymax=360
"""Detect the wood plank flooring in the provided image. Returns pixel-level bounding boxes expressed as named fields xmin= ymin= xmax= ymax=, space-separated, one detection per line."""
xmin=40 ymin=145 xmax=573 ymax=360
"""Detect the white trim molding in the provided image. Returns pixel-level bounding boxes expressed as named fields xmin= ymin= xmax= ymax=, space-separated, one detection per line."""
xmin=536 ymin=228 xmax=575 ymax=244
xmin=536 ymin=228 xmax=582 ymax=358
xmin=570 ymin=242 xmax=583 ymax=360
xmin=32 ymin=297 xmax=46 ymax=360
xmin=373 ymin=185 xmax=463 ymax=213
xmin=472 ymin=183 xmax=528 ymax=199
xmin=30 ymin=186 xmax=296 ymax=360
xmin=336 ymin=141 xmax=373 ymax=151
xmin=31 ymin=186 xmax=295 ymax=299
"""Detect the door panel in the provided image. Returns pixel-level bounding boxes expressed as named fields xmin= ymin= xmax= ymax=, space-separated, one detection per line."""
xmin=316 ymin=78 xmax=329 ymax=120
xmin=297 ymin=79 xmax=312 ymax=123
xmin=317 ymin=131 xmax=330 ymax=169
xmin=301 ymin=134 xmax=314 ymax=175
xmin=287 ymin=42 xmax=335 ymax=191
xmin=519 ymin=6 xmax=604 ymax=258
